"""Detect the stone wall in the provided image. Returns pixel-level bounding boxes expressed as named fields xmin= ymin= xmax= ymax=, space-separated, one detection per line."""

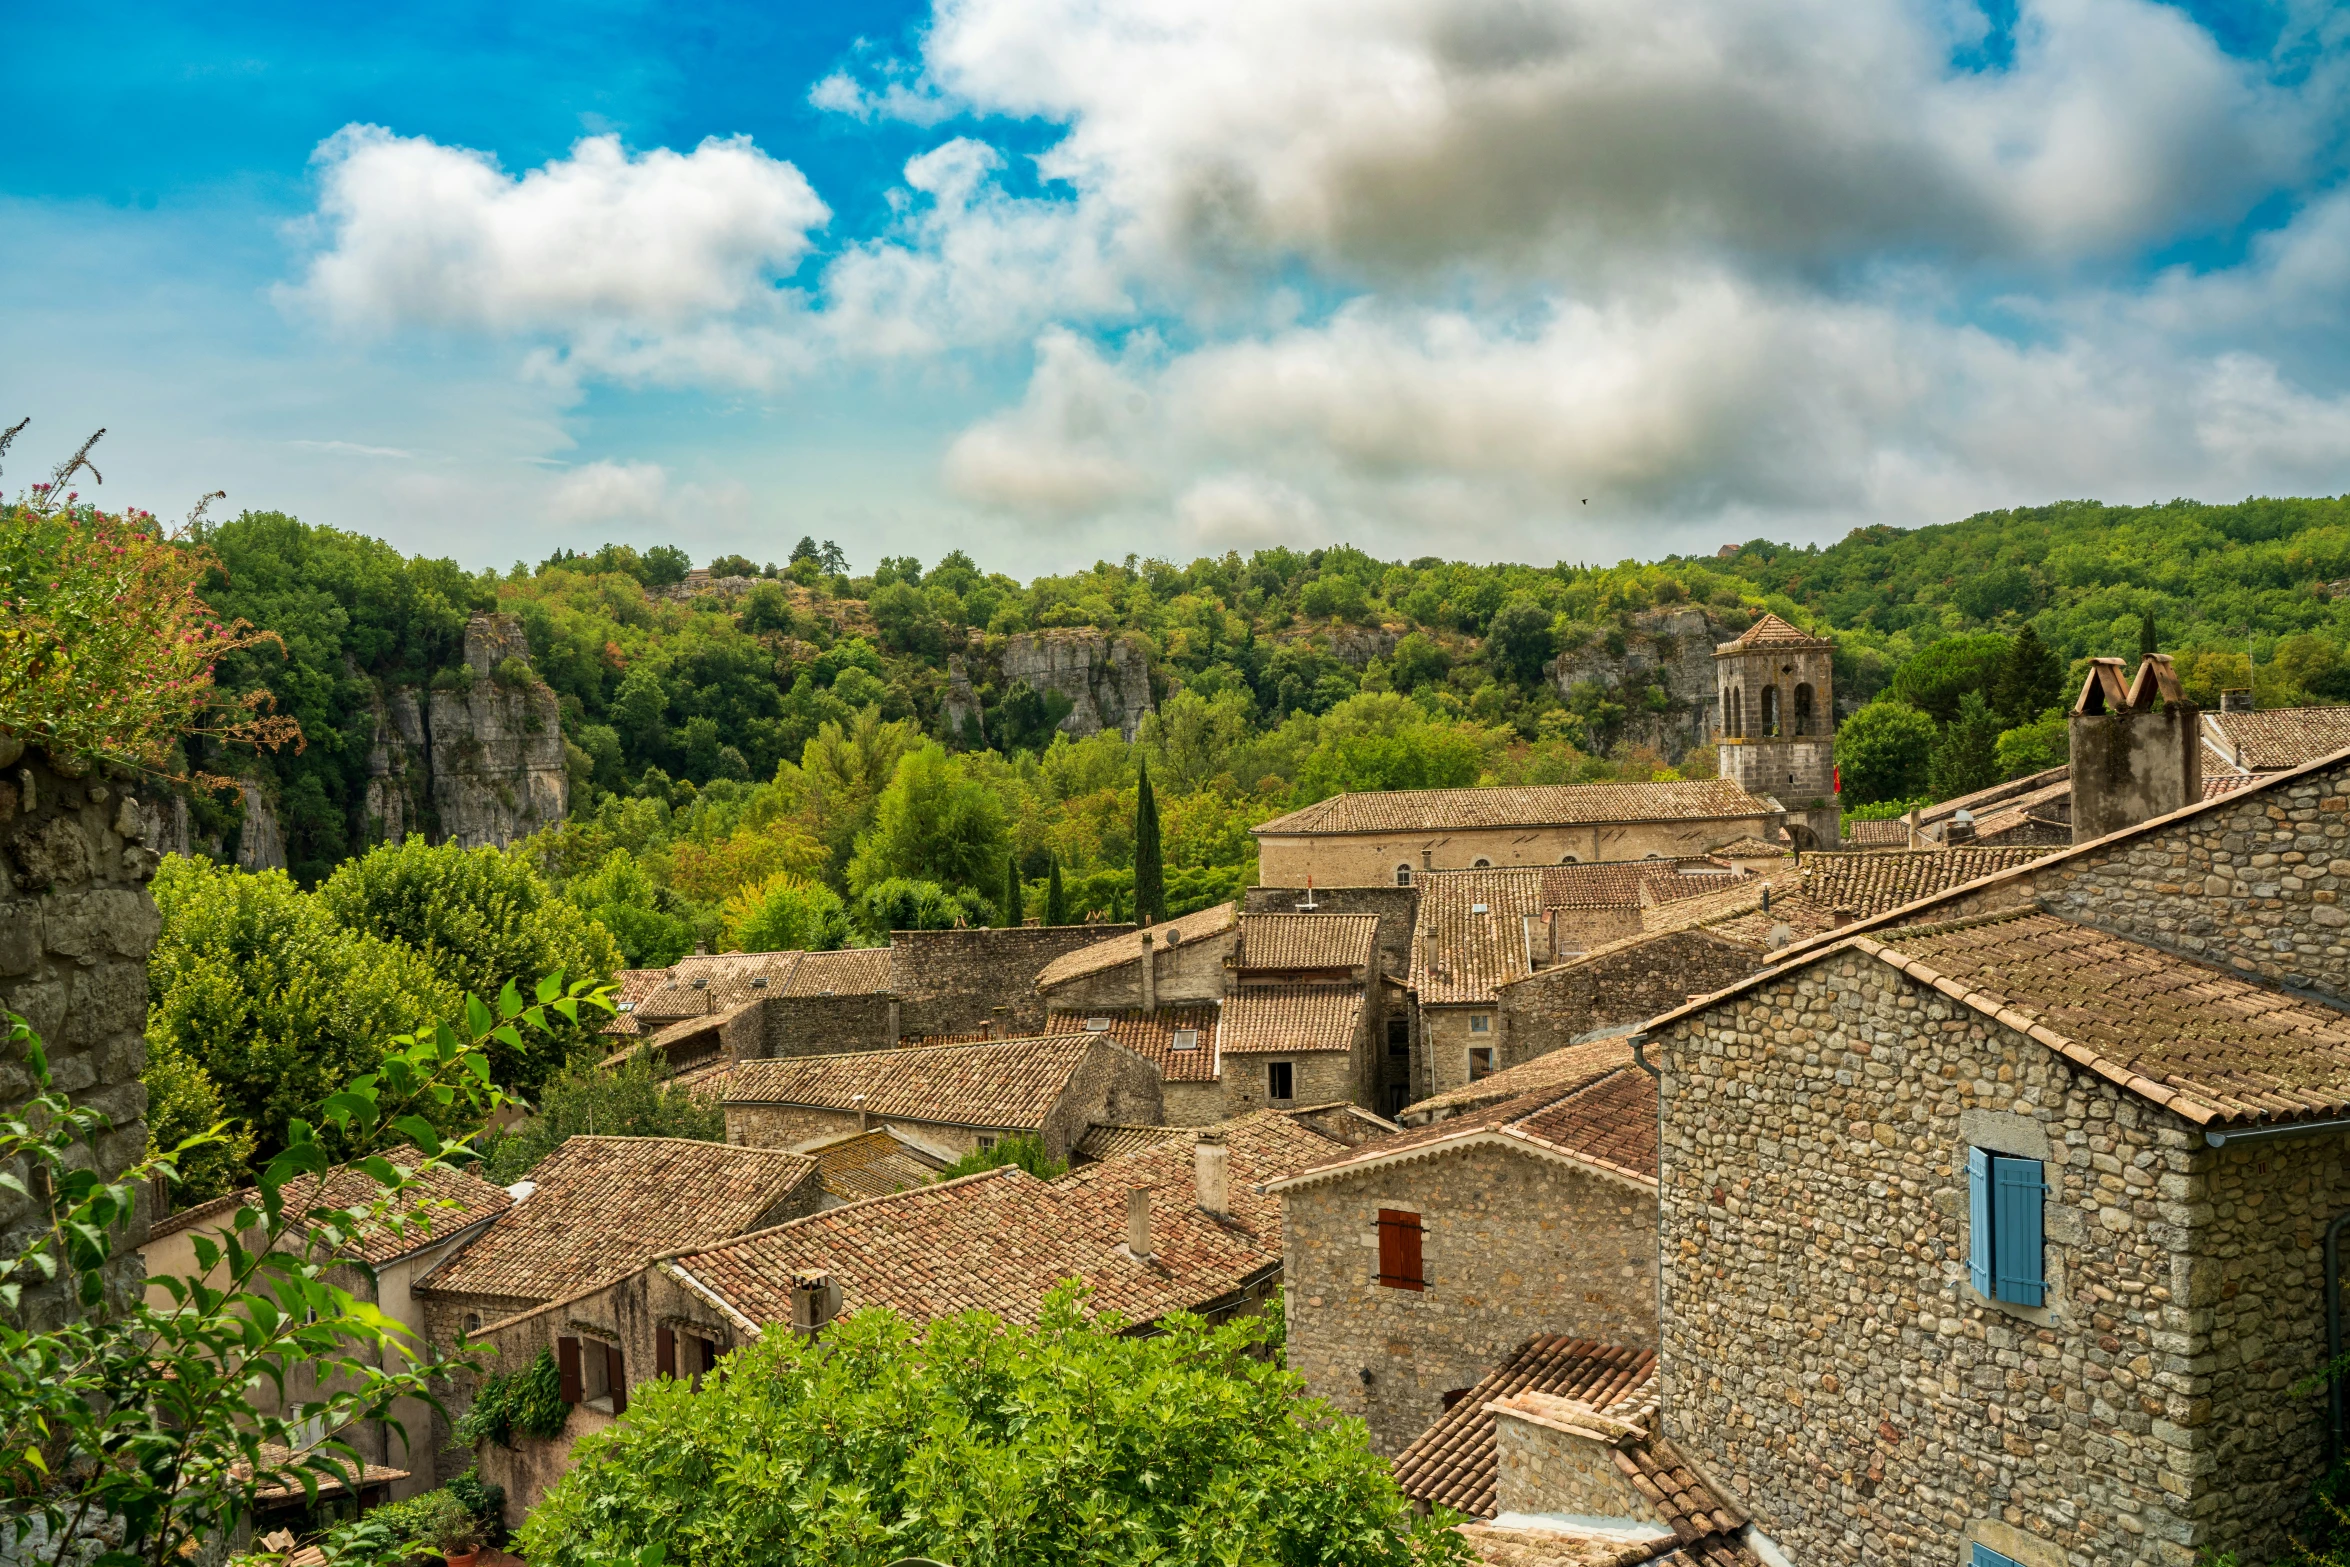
xmin=1500 ymin=930 xmax=1760 ymax=1064
xmin=1653 ymin=949 xmax=2345 ymax=1567
xmin=1256 ymin=813 xmax=1778 ymax=889
xmin=757 ymin=995 xmax=897 ymax=1060
xmin=1422 ymin=1006 xmax=1505 ymax=1100
xmin=1040 ymin=1038 xmax=1166 ymax=1159
xmin=0 ymin=746 xmax=160 ymax=1319
xmin=1037 ymin=932 xmax=1232 ymax=1013
xmin=891 ymin=925 xmax=1134 ymax=1037
xmin=1492 ymin=1407 xmax=1666 ymax=1526
xmin=1283 ymin=1141 xmax=1658 ymax=1455
xmin=1220 ymin=1051 xmax=1359 ymax=1118
xmin=2070 ymin=707 xmax=2202 ymax=844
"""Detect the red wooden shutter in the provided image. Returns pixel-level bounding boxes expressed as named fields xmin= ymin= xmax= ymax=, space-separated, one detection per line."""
xmin=657 ymin=1325 xmax=676 ymax=1378
xmin=1376 ymin=1210 xmax=1424 ymax=1290
xmin=606 ymin=1344 xmax=627 ymax=1414
xmin=557 ymin=1336 xmax=582 ymax=1402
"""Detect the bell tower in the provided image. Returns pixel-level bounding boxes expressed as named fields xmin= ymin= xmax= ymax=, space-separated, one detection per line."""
xmin=1714 ymin=612 xmax=1839 ymax=848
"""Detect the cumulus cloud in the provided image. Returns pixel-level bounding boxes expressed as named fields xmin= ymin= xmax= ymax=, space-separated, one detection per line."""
xmin=288 ymin=126 xmax=830 ymax=385
xmin=545 ymin=459 xmax=674 ymax=525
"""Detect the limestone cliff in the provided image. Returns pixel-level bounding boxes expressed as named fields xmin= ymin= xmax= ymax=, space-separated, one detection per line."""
xmin=1550 ymin=604 xmax=1736 ymax=762
xmin=998 ymin=630 xmax=1155 ymax=741
xmin=422 ymin=615 xmax=568 ymax=848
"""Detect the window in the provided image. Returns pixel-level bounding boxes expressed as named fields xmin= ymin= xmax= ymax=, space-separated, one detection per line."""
xmin=1376 ymin=1209 xmax=1424 ymax=1290
xmin=1972 ymin=1548 xmax=2025 ymax=1567
xmin=1467 ymin=1047 xmax=1496 ymax=1081
xmin=1172 ymin=1028 xmax=1200 ymax=1051
xmin=1468 ymin=1014 xmax=1492 ymax=1034
xmin=1968 ymin=1148 xmax=2047 ymax=1307
xmin=1395 ymin=863 xmax=1413 ymax=886
xmin=1560 ymin=855 xmax=1578 ymax=864
xmin=976 ymin=1133 xmax=999 ymax=1151
xmin=1267 ymin=1061 xmax=1295 ymax=1101
xmin=565 ymin=1335 xmax=627 ymax=1415
xmin=1793 ymin=683 xmax=1816 ymax=736
xmin=1729 ymin=687 xmax=1744 ymax=737
xmin=1761 ymin=685 xmax=1780 ymax=736
xmin=658 ymin=1326 xmax=722 ymax=1384
xmin=462 ymin=1313 xmax=481 ymax=1334
xmin=1471 ymin=857 xmax=1492 ymax=869
xmin=1386 ymin=1016 xmax=1409 ymax=1056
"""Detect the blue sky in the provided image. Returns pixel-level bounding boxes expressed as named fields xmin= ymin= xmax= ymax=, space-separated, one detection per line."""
xmin=4 ymin=0 xmax=2347 ymax=576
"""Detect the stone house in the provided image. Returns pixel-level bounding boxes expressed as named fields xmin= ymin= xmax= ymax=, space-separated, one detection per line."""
xmin=139 ymin=1156 xmax=514 ymax=1500
xmin=1042 ymin=1007 xmax=1224 ymax=1123
xmin=1251 ymin=779 xmax=1783 ymax=888
xmin=720 ymin=1033 xmax=1164 ymax=1164
xmin=464 ymin=1110 xmax=1335 ymax=1521
xmin=1271 ymin=1064 xmax=1659 ymax=1456
xmin=1634 ymin=736 xmax=2350 ymax=1567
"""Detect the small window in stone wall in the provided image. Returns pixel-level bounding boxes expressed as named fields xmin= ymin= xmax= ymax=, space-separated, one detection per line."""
xmin=1468 ymin=1014 xmax=1492 ymax=1034
xmin=1467 ymin=1047 xmax=1495 ymax=1081
xmin=977 ymin=1133 xmax=999 ymax=1151
xmin=1267 ymin=1061 xmax=1294 ymax=1101
xmin=1376 ymin=1209 xmax=1425 ymax=1290
xmin=1471 ymin=857 xmax=1492 ymax=868
xmin=1972 ymin=1546 xmax=2025 ymax=1567
xmin=1968 ymin=1148 xmax=2047 ymax=1307
xmin=1395 ymin=864 xmax=1413 ymax=886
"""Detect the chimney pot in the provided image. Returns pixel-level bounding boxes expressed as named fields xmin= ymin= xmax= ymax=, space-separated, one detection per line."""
xmin=789 ymin=1269 xmax=835 ymax=1336
xmin=1127 ymin=1185 xmax=1153 ymax=1261
xmin=1195 ymin=1131 xmax=1230 ymax=1217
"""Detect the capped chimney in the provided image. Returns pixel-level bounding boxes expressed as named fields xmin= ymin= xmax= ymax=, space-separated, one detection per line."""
xmin=1944 ymin=807 xmax=1975 ymax=845
xmin=1139 ymin=931 xmax=1158 ymax=1015
xmin=2221 ymin=687 xmax=2254 ymax=714
xmin=852 ymin=1092 xmax=870 ymax=1133
xmin=1195 ymin=1131 xmax=1230 ymax=1218
xmin=2070 ymin=655 xmax=2201 ymax=843
xmin=789 ymin=1270 xmax=836 ymax=1337
xmin=1127 ymin=1185 xmax=1153 ymax=1262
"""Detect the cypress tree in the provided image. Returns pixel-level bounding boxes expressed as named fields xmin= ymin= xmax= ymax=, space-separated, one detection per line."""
xmin=1928 ymin=691 xmax=2003 ymax=801
xmin=1133 ymin=758 xmax=1165 ymax=926
xmin=1992 ymin=623 xmax=2064 ymax=729
xmin=1046 ymin=857 xmax=1069 ymax=926
xmin=2139 ymin=612 xmax=2159 ymax=663
xmin=1002 ymin=851 xmax=1023 ymax=928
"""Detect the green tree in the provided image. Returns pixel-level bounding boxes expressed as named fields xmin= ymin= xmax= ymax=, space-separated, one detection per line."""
xmin=2139 ymin=610 xmax=2160 ymax=662
xmin=1991 ymin=624 xmax=2065 ymax=728
xmin=1836 ymin=700 xmax=1938 ymax=805
xmin=1995 ymin=709 xmax=2069 ymax=778
xmin=483 ymin=1054 xmax=725 ymax=1185
xmin=140 ymin=1035 xmax=256 ymax=1205
xmin=1929 ymin=691 xmax=2004 ymax=800
xmin=1389 ymin=632 xmax=1451 ymax=693
xmin=1890 ymin=633 xmax=2013 ymax=725
xmin=1046 ymin=857 xmax=1070 ymax=926
xmin=725 ymin=874 xmax=851 ymax=954
xmin=317 ymin=840 xmax=621 ymax=1091
xmin=147 ymin=856 xmax=458 ymax=1179
xmin=847 ymin=743 xmax=1009 ymax=895
xmin=517 ymin=1284 xmax=1472 ymax=1567
xmin=1484 ymin=594 xmax=1555 ymax=686
xmin=1002 ymin=850 xmax=1024 ymax=927
xmin=1134 ymin=756 xmax=1166 ymax=925
xmin=937 ymin=1132 xmax=1065 ymax=1181
xmin=564 ymin=849 xmax=695 ymax=969
xmin=852 ymin=877 xmax=993 ymax=937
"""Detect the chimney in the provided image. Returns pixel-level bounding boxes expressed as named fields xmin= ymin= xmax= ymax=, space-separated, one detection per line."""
xmin=2069 ymin=654 xmax=2201 ymax=843
xmin=1140 ymin=931 xmax=1158 ymax=1015
xmin=1195 ymin=1131 xmax=1230 ymax=1218
xmin=2221 ymin=687 xmax=2254 ymax=713
xmin=1831 ymin=907 xmax=1856 ymax=930
xmin=852 ymin=1093 xmax=869 ymax=1133
xmin=789 ymin=1270 xmax=835 ymax=1337
xmin=1127 ymin=1186 xmax=1153 ymax=1261
xmin=1945 ymin=807 xmax=1975 ymax=845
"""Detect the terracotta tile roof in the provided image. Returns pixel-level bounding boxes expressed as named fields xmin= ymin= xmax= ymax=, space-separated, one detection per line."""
xmin=1075 ymin=1124 xmax=1187 ymax=1162
xmin=1914 ymin=764 xmax=2069 ymax=825
xmin=669 ymin=1058 xmax=734 ymax=1096
xmin=1841 ymin=817 xmax=1911 ymax=847
xmin=1034 ymin=903 xmax=1238 ymax=989
xmin=1707 ymin=835 xmax=1788 ymax=859
xmin=1863 ymin=909 xmax=2350 ymax=1129
xmin=1237 ymin=912 xmax=1380 ymax=971
xmin=722 ymin=1035 xmax=1102 ymax=1130
xmin=1251 ymin=780 xmax=1773 ymax=837
xmin=1528 ymin=876 xmax=1836 ymax=977
xmin=1400 ymin=1035 xmax=1639 ymax=1124
xmin=605 ymin=968 xmax=671 ymax=1035
xmin=632 ymin=952 xmax=801 ymax=1021
xmin=245 ymin=1445 xmax=410 ymax=1502
xmin=1391 ymin=1336 xmax=1656 ymax=1517
xmin=1716 ymin=610 xmax=1828 ymax=650
xmin=146 ymin=1150 xmax=513 ymax=1266
xmin=1798 ymin=846 xmax=2061 ymax=917
xmin=419 ymin=1136 xmax=816 ymax=1305
xmin=2205 ymin=706 xmax=2350 ymax=771
xmin=1218 ymin=986 xmax=1363 ymax=1054
xmin=1044 ymin=1006 xmax=1221 ymax=1082
xmin=1275 ymin=1067 xmax=1656 ymax=1192
xmin=780 ymin=946 xmax=893 ymax=997
xmin=1411 ymin=870 xmax=1548 ymax=1005
xmin=1538 ymin=859 xmax=1744 ymax=910
xmin=2204 ymin=772 xmax=2258 ymax=800
xmin=798 ymin=1128 xmax=944 ymax=1203
xmin=667 ymin=1112 xmax=1331 ymax=1332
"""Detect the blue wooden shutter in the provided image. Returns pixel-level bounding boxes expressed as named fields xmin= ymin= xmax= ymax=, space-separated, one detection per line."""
xmin=1992 ymin=1156 xmax=2046 ymax=1307
xmin=1967 ymin=1148 xmax=1992 ymax=1297
xmin=1973 ymin=1545 xmax=2024 ymax=1567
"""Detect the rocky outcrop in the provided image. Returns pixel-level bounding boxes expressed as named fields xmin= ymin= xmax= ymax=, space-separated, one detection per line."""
xmin=942 ymin=651 xmax=985 ymax=745
xmin=999 ymin=631 xmax=1154 ymax=741
xmin=1329 ymin=626 xmax=1400 ymax=667
xmin=234 ymin=778 xmax=287 ymax=872
xmin=423 ymin=616 xmax=568 ymax=849
xmin=365 ymin=686 xmax=429 ymax=847
xmin=1550 ymin=604 xmax=1736 ymax=762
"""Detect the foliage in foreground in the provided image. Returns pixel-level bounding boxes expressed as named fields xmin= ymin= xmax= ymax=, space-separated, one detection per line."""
xmin=519 ymin=1286 xmax=1471 ymax=1567
xmin=0 ymin=973 xmax=610 ymax=1566
xmin=937 ymin=1133 xmax=1066 ymax=1182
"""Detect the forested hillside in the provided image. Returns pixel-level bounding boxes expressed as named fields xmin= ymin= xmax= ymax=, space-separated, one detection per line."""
xmin=177 ymin=493 xmax=2350 ymax=958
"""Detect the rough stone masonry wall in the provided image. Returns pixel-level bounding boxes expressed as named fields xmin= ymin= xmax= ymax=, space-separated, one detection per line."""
xmin=1501 ymin=929 xmax=1760 ymax=1065
xmin=890 ymin=924 xmax=1135 ymax=1037
xmin=1220 ymin=1050 xmax=1358 ymax=1118
xmin=1284 ymin=1141 xmax=1658 ymax=1456
xmin=757 ymin=994 xmax=896 ymax=1059
xmin=1493 ymin=1411 xmax=1664 ymax=1524
xmin=1655 ymin=951 xmax=2346 ymax=1567
xmin=1036 ymin=1039 xmax=1165 ymax=1161
xmin=0 ymin=748 xmax=160 ymax=1320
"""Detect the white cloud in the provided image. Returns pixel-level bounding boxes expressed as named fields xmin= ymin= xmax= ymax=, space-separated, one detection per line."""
xmin=942 ymin=327 xmax=1150 ymax=513
xmin=287 ymin=126 xmax=830 ymax=385
xmin=546 ymin=459 xmax=673 ymax=525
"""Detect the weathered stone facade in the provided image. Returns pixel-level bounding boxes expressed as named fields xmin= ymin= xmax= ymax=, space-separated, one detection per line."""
xmin=0 ymin=746 xmax=160 ymax=1318
xmin=1256 ymin=813 xmax=1779 ymax=889
xmin=1498 ymin=929 xmax=1760 ymax=1064
xmin=1654 ymin=951 xmax=2348 ymax=1567
xmin=1283 ymin=1141 xmax=1657 ymax=1456
xmin=892 ymin=925 xmax=1131 ymax=1037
